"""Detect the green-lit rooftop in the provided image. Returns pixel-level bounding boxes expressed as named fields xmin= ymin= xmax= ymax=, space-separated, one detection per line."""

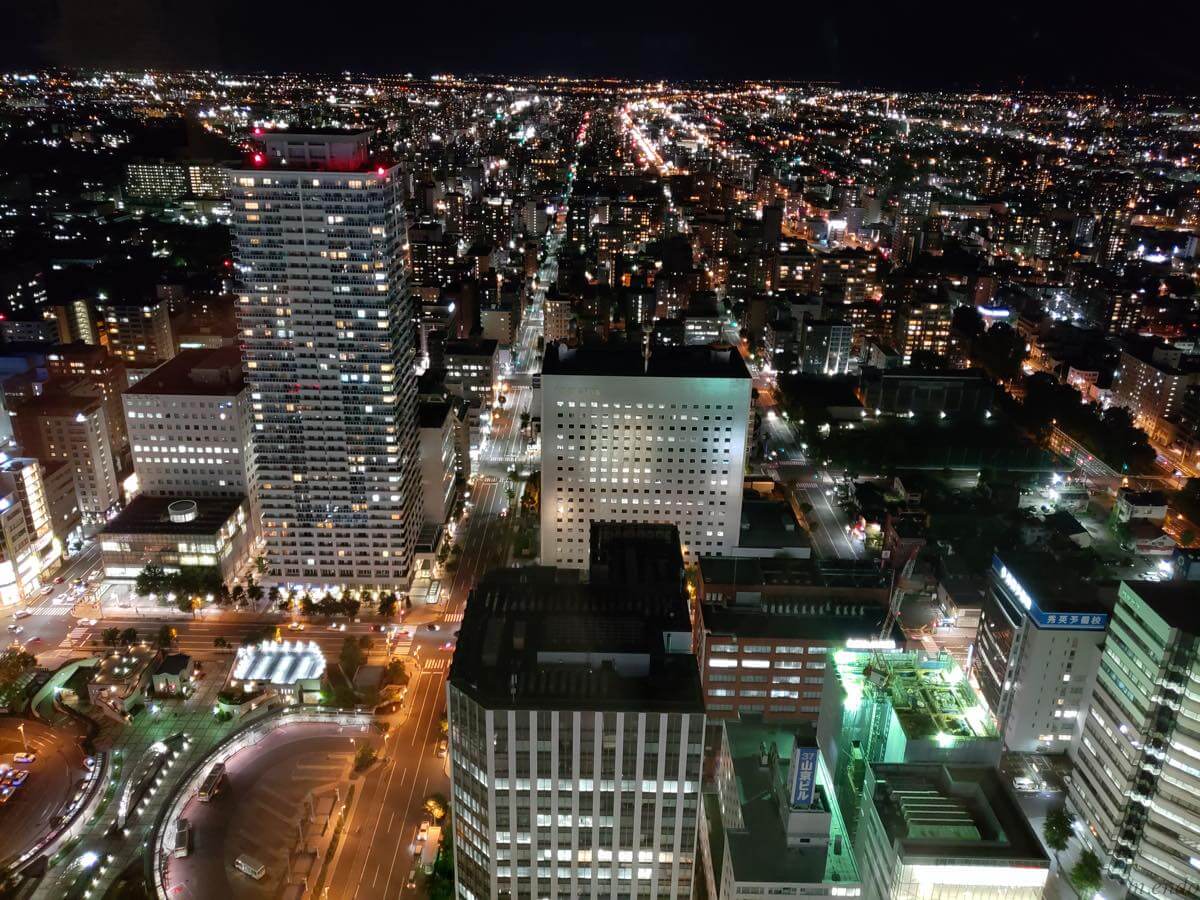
xmin=831 ymin=649 xmax=997 ymax=744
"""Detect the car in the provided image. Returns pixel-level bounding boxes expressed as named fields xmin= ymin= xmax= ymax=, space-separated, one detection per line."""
xmin=416 ymin=821 xmax=430 ymax=842
xmin=82 ymin=618 xmax=98 ymax=626
xmin=406 ymin=868 xmax=419 ymax=889
xmin=327 ymin=622 xmax=345 ymax=631
xmin=6 ymin=770 xmax=28 ymax=787
xmin=13 ymin=609 xmax=30 ymax=619
xmin=425 ymin=623 xmax=438 ymax=632
xmin=13 ymin=753 xmax=35 ymax=764
xmin=287 ymin=621 xmax=304 ymax=631
xmin=40 ymin=585 xmax=54 ymax=597
xmin=52 ymin=576 xmax=64 ymax=584
xmin=440 ymin=641 xmax=453 ymax=651
xmin=0 ymin=786 xmax=11 ymax=804
xmin=6 ymin=625 xmax=21 ymax=634
xmin=84 ymin=756 xmax=95 ymax=770
xmin=1012 ymin=776 xmax=1036 ymax=792
xmin=28 ymin=636 xmax=41 ymax=644
xmin=436 ymin=738 xmax=448 ymax=758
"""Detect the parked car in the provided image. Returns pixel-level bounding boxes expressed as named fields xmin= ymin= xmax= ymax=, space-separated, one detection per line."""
xmin=13 ymin=753 xmax=36 ymax=764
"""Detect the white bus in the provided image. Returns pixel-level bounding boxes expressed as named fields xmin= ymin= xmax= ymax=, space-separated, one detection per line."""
xmin=197 ymin=763 xmax=225 ymax=801
xmin=234 ymin=854 xmax=266 ymax=880
xmin=173 ymin=818 xmax=191 ymax=858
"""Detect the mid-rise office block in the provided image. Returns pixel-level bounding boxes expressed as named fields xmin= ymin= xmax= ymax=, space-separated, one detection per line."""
xmin=856 ymin=764 xmax=1049 ymax=900
xmin=974 ymin=554 xmax=1108 ymax=754
xmin=540 ymin=342 xmax=751 ymax=568
xmin=13 ymin=394 xmax=119 ymax=528
xmin=95 ymin=297 xmax=175 ymax=366
xmin=447 ymin=566 xmax=705 ymax=900
xmin=226 ymin=131 xmax=421 ymax=585
xmin=700 ymin=719 xmax=861 ymax=900
xmin=418 ymin=400 xmax=458 ymax=526
xmin=1069 ymin=581 xmax=1200 ymax=900
xmin=122 ymin=346 xmax=251 ymax=499
xmin=0 ymin=455 xmax=62 ymax=607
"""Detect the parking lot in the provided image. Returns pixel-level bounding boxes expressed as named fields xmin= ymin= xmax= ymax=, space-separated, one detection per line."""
xmin=0 ymin=717 xmax=89 ymax=865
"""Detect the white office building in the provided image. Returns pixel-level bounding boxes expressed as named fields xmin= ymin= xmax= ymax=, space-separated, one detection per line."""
xmin=540 ymin=342 xmax=751 ymax=568
xmin=226 ymin=131 xmax=421 ymax=586
xmin=974 ymin=554 xmax=1108 ymax=754
xmin=123 ymin=346 xmax=251 ymax=499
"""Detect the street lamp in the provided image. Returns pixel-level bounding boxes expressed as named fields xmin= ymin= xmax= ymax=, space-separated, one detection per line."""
xmin=17 ymin=723 xmax=26 ymax=752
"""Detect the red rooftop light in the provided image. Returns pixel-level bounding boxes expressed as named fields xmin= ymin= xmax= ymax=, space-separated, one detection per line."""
xmin=376 ymin=166 xmax=386 ymax=176
xmin=253 ymin=153 xmax=264 ymax=165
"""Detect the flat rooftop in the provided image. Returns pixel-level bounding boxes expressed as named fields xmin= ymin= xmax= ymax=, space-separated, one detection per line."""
xmin=701 ymin=600 xmax=883 ymax=643
xmin=449 ymin=570 xmax=702 ymax=713
xmin=124 ymin=346 xmax=245 ymax=397
xmin=102 ymin=495 xmax=245 ymax=537
xmin=1120 ymin=580 xmax=1200 ymax=634
xmin=992 ymin=552 xmax=1110 ymax=615
xmin=738 ymin=496 xmax=810 ymax=551
xmin=699 ymin=556 xmax=890 ymax=591
xmin=589 ymin=522 xmax=684 ymax=587
xmin=868 ymin=764 xmax=1049 ymax=866
xmin=718 ymin=720 xmax=859 ymax=887
xmin=542 ymin=341 xmax=750 ymax=380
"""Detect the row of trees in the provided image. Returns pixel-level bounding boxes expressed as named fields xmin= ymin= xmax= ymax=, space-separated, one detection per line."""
xmin=1014 ymin=374 xmax=1157 ymax=475
xmin=1043 ymin=807 xmax=1103 ymax=898
xmin=134 ymin=564 xmax=265 ymax=614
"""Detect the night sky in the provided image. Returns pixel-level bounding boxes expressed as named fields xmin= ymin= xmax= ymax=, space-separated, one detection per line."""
xmin=1 ymin=1 xmax=1199 ymax=90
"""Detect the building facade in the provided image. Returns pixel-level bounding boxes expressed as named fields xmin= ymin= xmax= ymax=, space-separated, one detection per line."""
xmin=447 ymin=570 xmax=705 ymax=900
xmin=226 ymin=131 xmax=422 ymax=585
xmin=122 ymin=346 xmax=251 ymax=499
xmin=974 ymin=555 xmax=1108 ymax=754
xmin=1069 ymin=581 xmax=1200 ymax=900
xmin=540 ymin=342 xmax=751 ymax=568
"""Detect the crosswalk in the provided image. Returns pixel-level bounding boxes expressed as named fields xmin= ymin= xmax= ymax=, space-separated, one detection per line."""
xmin=442 ymin=611 xmax=464 ymax=623
xmin=28 ymin=606 xmax=74 ymax=617
xmin=423 ymin=658 xmax=449 ymax=673
xmin=59 ymin=626 xmax=91 ymax=650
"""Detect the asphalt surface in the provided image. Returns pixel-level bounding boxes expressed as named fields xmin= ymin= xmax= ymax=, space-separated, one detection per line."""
xmin=0 ymin=718 xmax=88 ymax=866
xmin=166 ymin=726 xmax=358 ymax=899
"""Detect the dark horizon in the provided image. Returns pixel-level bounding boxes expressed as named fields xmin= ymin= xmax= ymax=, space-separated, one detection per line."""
xmin=3 ymin=2 xmax=1200 ymax=91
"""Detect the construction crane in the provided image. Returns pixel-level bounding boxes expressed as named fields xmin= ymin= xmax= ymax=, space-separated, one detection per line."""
xmin=880 ymin=551 xmax=918 ymax=640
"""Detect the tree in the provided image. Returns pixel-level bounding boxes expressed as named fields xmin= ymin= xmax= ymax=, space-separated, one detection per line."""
xmin=231 ymin=585 xmax=245 ymax=607
xmin=101 ymin=627 xmax=121 ymax=649
xmin=1043 ymin=807 xmax=1074 ymax=866
xmin=135 ymin=564 xmax=166 ymax=598
xmin=246 ymin=580 xmax=263 ymax=606
xmin=267 ymin=586 xmax=282 ymax=607
xmin=423 ymin=792 xmax=448 ymax=822
xmin=339 ymin=636 xmax=364 ymax=676
xmin=213 ymin=637 xmax=229 ymax=650
xmin=119 ymin=627 xmax=139 ymax=647
xmin=175 ymin=593 xmax=195 ymax=616
xmin=154 ymin=625 xmax=176 ymax=650
xmin=379 ymin=592 xmax=397 ymax=619
xmin=354 ymin=743 xmax=377 ymax=771
xmin=0 ymin=647 xmax=37 ymax=704
xmin=1069 ymin=849 xmax=1103 ymax=898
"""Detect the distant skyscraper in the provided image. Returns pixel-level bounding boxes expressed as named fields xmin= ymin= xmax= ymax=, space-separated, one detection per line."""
xmin=226 ymin=131 xmax=421 ymax=585
xmin=540 ymin=342 xmax=751 ymax=568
